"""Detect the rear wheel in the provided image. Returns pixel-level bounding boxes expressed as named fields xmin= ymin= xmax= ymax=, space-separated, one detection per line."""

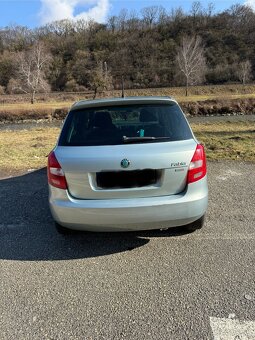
xmin=185 ymin=215 xmax=205 ymax=232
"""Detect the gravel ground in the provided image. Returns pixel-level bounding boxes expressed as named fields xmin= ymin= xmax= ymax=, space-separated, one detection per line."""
xmin=0 ymin=161 xmax=254 ymax=339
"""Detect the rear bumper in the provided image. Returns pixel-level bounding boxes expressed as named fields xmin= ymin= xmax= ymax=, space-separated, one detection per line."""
xmin=49 ymin=176 xmax=208 ymax=231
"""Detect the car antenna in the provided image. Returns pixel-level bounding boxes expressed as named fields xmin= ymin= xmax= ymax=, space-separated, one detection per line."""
xmin=121 ymin=76 xmax=125 ymax=98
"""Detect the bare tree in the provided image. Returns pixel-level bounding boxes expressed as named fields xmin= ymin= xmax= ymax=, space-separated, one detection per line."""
xmin=141 ymin=6 xmax=161 ymax=28
xmin=191 ymin=1 xmax=203 ymax=19
xmin=107 ymin=15 xmax=118 ymax=33
xmin=206 ymin=2 xmax=215 ymax=17
xmin=228 ymin=4 xmax=254 ymax=25
xmin=0 ymin=24 xmax=34 ymax=51
xmin=126 ymin=10 xmax=140 ymax=31
xmin=170 ymin=7 xmax=185 ymax=23
xmin=176 ymin=36 xmax=207 ymax=96
xmin=89 ymin=61 xmax=113 ymax=99
xmin=117 ymin=9 xmax=128 ymax=31
xmin=158 ymin=7 xmax=168 ymax=25
xmin=236 ymin=60 xmax=253 ymax=85
xmin=10 ymin=42 xmax=51 ymax=103
xmin=43 ymin=19 xmax=75 ymax=38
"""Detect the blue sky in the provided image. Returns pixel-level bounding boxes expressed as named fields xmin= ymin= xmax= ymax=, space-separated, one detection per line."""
xmin=0 ymin=0 xmax=250 ymax=28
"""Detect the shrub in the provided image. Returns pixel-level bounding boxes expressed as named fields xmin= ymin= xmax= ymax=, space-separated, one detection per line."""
xmin=6 ymin=78 xmax=23 ymax=94
xmin=52 ymin=108 xmax=69 ymax=120
xmin=0 ymin=108 xmax=52 ymax=122
xmin=0 ymin=85 xmax=5 ymax=95
xmin=65 ymin=79 xmax=87 ymax=92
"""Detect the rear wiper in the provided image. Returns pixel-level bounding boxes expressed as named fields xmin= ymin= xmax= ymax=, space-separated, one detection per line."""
xmin=122 ymin=136 xmax=171 ymax=143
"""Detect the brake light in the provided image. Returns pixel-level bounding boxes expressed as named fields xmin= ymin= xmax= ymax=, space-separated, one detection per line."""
xmin=187 ymin=144 xmax=207 ymax=184
xmin=47 ymin=151 xmax=67 ymax=189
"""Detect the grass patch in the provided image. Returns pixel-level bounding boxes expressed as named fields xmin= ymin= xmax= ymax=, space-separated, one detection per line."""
xmin=0 ymin=102 xmax=73 ymax=110
xmin=1 ymin=92 xmax=255 ymax=108
xmin=2 ymin=96 xmax=255 ymax=124
xmin=2 ymin=84 xmax=255 ymax=104
xmin=177 ymin=92 xmax=255 ymax=102
xmin=0 ymin=127 xmax=60 ymax=171
xmin=191 ymin=121 xmax=255 ymax=161
xmin=0 ymin=121 xmax=254 ymax=173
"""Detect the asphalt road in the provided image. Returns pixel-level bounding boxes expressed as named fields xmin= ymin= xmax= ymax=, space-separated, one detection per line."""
xmin=0 ymin=161 xmax=254 ymax=339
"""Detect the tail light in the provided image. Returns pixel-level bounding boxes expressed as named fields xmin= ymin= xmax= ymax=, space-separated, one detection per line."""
xmin=47 ymin=151 xmax=67 ymax=189
xmin=187 ymin=144 xmax=207 ymax=184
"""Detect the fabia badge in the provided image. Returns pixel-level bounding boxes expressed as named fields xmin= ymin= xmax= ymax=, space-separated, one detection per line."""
xmin=121 ymin=158 xmax=130 ymax=169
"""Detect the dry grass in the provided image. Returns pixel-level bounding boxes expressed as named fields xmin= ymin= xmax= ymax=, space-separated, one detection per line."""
xmin=1 ymin=84 xmax=255 ymax=123
xmin=0 ymin=127 xmax=59 ymax=171
xmin=177 ymin=93 xmax=255 ymax=102
xmin=0 ymin=102 xmax=73 ymax=111
xmin=0 ymin=106 xmax=69 ymax=123
xmin=191 ymin=121 xmax=255 ymax=161
xmin=0 ymin=121 xmax=254 ymax=174
xmin=123 ymin=86 xmax=255 ymax=102
xmin=1 ymin=96 xmax=255 ymax=124
xmin=1 ymin=83 xmax=255 ymax=106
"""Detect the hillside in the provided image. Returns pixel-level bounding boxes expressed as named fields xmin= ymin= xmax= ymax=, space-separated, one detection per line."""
xmin=0 ymin=3 xmax=255 ymax=94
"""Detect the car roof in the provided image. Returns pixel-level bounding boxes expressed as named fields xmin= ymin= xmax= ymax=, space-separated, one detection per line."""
xmin=71 ymin=96 xmax=177 ymax=110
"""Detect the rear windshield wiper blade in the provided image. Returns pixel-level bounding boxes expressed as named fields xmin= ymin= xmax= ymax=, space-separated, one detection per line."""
xmin=122 ymin=136 xmax=171 ymax=143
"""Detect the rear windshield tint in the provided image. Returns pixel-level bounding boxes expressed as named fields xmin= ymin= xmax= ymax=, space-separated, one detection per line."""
xmin=58 ymin=103 xmax=193 ymax=146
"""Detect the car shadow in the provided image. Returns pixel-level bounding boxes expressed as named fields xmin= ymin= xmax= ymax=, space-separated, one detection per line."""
xmin=0 ymin=168 xmax=189 ymax=261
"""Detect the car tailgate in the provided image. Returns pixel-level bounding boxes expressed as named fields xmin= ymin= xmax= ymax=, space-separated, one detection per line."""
xmin=54 ymin=139 xmax=197 ymax=199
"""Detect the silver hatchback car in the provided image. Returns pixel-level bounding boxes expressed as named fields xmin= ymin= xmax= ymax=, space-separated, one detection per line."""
xmin=48 ymin=97 xmax=208 ymax=232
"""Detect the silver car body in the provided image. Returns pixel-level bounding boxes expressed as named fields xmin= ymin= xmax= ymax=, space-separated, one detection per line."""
xmin=48 ymin=97 xmax=208 ymax=231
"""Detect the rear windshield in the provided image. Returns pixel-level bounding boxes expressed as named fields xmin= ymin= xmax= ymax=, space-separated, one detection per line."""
xmin=58 ymin=103 xmax=193 ymax=146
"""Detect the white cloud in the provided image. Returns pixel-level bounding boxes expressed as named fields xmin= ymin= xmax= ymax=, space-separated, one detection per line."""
xmin=39 ymin=0 xmax=110 ymax=25
xmin=245 ymin=0 xmax=255 ymax=10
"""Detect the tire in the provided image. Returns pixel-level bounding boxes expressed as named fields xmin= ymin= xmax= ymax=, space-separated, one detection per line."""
xmin=185 ymin=215 xmax=205 ymax=232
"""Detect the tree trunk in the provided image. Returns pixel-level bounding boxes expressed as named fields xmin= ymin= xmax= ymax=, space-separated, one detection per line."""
xmin=121 ymin=76 xmax=125 ymax=98
xmin=185 ymin=77 xmax=188 ymax=97
xmin=93 ymin=87 xmax=97 ymax=100
xmin=31 ymin=90 xmax=36 ymax=104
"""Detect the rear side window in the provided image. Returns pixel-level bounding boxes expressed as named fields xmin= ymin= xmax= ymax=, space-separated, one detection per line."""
xmin=58 ymin=103 xmax=193 ymax=146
